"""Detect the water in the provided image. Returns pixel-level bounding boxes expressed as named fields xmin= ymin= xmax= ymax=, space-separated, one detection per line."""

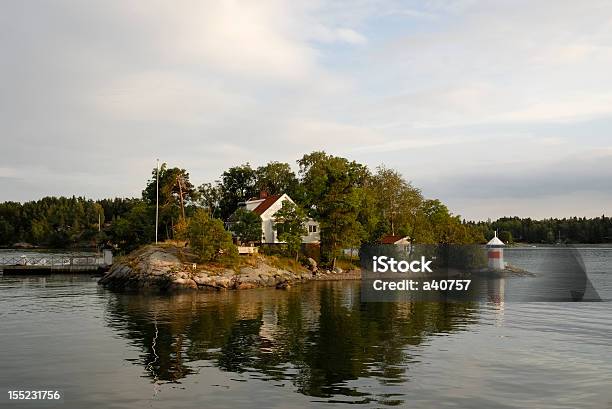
xmin=1 ymin=249 xmax=611 ymax=408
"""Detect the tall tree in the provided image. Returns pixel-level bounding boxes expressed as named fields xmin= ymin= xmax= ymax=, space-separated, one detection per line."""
xmin=110 ymin=201 xmax=155 ymax=251
xmin=196 ymin=182 xmax=222 ymax=217
xmin=143 ymin=164 xmax=196 ymax=239
xmin=218 ymin=164 xmax=257 ymax=220
xmin=368 ymin=166 xmax=423 ymax=238
xmin=255 ymin=161 xmax=301 ymax=199
xmin=273 ymin=201 xmax=308 ymax=260
xmin=298 ymin=151 xmax=370 ymax=266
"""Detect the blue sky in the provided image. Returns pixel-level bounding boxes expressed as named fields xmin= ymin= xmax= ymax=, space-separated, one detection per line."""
xmin=1 ymin=0 xmax=611 ymax=220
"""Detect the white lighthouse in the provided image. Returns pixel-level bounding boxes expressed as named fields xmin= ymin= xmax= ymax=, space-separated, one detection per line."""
xmin=487 ymin=231 xmax=505 ymax=270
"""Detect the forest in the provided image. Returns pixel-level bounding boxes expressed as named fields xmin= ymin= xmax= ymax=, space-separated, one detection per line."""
xmin=1 ymin=151 xmax=610 ymax=261
xmin=472 ymin=216 xmax=612 ymax=245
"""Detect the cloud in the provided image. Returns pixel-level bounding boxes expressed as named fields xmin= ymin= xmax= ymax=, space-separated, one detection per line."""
xmin=311 ymin=26 xmax=367 ymax=44
xmin=419 ymin=149 xmax=612 ymax=219
xmin=1 ymin=0 xmax=611 ymax=220
xmin=0 ymin=168 xmax=19 ymax=178
xmin=91 ymin=71 xmax=255 ymax=123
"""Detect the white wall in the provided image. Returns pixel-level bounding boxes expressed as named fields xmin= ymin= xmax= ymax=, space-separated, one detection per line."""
xmin=302 ymin=219 xmax=320 ymax=243
xmin=260 ymin=194 xmax=291 ymax=243
xmin=258 ymin=194 xmax=321 ymax=244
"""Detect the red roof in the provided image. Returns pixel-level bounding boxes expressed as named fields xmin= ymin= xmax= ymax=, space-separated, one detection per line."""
xmin=380 ymin=235 xmax=409 ymax=244
xmin=252 ymin=194 xmax=282 ymax=215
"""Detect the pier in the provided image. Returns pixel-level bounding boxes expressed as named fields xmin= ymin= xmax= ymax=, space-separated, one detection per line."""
xmin=0 ymin=251 xmax=112 ymax=274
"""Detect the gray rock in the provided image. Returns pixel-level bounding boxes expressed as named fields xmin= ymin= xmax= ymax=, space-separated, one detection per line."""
xmin=193 ymin=273 xmax=212 ymax=286
xmin=99 ymin=245 xmax=317 ymax=292
xmin=306 ymin=258 xmax=318 ymax=271
xmin=276 ymin=281 xmax=291 ymax=290
xmin=172 ymin=278 xmax=197 ymax=289
xmin=214 ymin=277 xmax=231 ymax=289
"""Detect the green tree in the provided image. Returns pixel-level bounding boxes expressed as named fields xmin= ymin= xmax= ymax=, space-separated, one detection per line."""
xmin=196 ymin=182 xmax=222 ymax=217
xmin=232 ymin=208 xmax=262 ymax=244
xmin=255 ymin=161 xmax=301 ymax=199
xmin=498 ymin=230 xmax=514 ymax=244
xmin=31 ymin=218 xmax=51 ymax=244
xmin=273 ymin=201 xmax=308 ymax=260
xmin=143 ymin=164 xmax=196 ymax=239
xmin=218 ymin=164 xmax=257 ymax=219
xmin=410 ymin=200 xmax=483 ymax=244
xmin=368 ymin=166 xmax=423 ymax=239
xmin=298 ymin=151 xmax=370 ymax=266
xmin=188 ymin=209 xmax=237 ymax=262
xmin=0 ymin=217 xmax=15 ymax=245
xmin=110 ymin=202 xmax=155 ymax=251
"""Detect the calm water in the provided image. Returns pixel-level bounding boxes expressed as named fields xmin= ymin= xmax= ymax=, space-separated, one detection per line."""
xmin=1 ymin=249 xmax=611 ymax=408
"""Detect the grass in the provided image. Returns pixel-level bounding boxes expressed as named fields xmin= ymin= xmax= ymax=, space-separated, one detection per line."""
xmin=267 ymin=255 xmax=308 ymax=273
xmin=336 ymin=258 xmax=359 ymax=271
xmin=121 ymin=242 xmax=311 ymax=276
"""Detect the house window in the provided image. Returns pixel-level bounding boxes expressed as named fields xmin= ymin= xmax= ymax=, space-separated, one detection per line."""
xmin=309 ymin=225 xmax=317 ymax=233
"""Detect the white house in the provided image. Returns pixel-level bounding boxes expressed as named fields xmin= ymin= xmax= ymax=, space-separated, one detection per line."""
xmin=239 ymin=193 xmax=320 ymax=244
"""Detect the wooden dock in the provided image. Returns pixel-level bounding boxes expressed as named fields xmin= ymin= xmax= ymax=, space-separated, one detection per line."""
xmin=0 ymin=254 xmax=111 ymax=274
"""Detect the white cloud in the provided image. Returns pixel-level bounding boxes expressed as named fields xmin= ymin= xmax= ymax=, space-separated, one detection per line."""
xmin=0 ymin=167 xmax=19 ymax=178
xmin=91 ymin=70 xmax=254 ymax=123
xmin=1 ymin=0 xmax=612 ymax=219
xmin=311 ymin=25 xmax=367 ymax=44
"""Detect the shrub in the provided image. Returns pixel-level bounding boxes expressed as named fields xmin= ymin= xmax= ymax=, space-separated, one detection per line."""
xmin=231 ymin=208 xmax=262 ymax=244
xmin=188 ymin=209 xmax=237 ymax=262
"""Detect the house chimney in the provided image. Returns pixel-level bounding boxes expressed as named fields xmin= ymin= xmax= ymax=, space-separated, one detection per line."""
xmin=259 ymin=191 xmax=268 ymax=199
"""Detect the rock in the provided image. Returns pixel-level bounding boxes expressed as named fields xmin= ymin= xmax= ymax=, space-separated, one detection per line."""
xmin=214 ymin=277 xmax=231 ymax=289
xmin=276 ymin=281 xmax=291 ymax=290
xmin=333 ymin=267 xmax=344 ymax=274
xmin=261 ymin=275 xmax=275 ymax=287
xmin=172 ymin=278 xmax=197 ymax=289
xmin=193 ymin=273 xmax=212 ymax=286
xmin=306 ymin=258 xmax=318 ymax=271
xmin=99 ymin=244 xmax=316 ymax=292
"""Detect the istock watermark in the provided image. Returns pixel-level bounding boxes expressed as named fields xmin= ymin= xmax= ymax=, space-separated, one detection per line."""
xmin=360 ymin=244 xmax=607 ymax=303
xmin=372 ymin=256 xmax=433 ymax=273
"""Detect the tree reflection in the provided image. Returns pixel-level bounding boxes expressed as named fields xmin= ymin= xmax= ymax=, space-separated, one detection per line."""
xmin=103 ymin=282 xmax=478 ymax=402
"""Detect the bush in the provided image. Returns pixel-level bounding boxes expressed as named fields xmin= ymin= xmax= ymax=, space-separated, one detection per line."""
xmin=188 ymin=209 xmax=238 ymax=262
xmin=173 ymin=217 xmax=189 ymax=240
xmin=231 ymin=208 xmax=262 ymax=244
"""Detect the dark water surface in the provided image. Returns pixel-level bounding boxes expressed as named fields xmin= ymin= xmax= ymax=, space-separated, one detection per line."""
xmin=1 ymin=249 xmax=611 ymax=408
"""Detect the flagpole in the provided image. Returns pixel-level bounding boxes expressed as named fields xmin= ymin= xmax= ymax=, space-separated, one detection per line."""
xmin=155 ymin=158 xmax=159 ymax=244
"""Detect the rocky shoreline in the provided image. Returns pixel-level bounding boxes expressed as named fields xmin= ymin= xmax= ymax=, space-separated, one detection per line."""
xmin=98 ymin=245 xmax=360 ymax=292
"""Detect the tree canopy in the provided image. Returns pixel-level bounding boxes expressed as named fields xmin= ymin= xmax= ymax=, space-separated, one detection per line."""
xmin=218 ymin=164 xmax=257 ymax=219
xmin=255 ymin=162 xmax=301 ymax=199
xmin=2 ymin=151 xmax=606 ymax=257
xmin=142 ymin=163 xmax=196 ymax=240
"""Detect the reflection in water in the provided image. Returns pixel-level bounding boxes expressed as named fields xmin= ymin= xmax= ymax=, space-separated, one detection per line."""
xmin=104 ymin=282 xmax=478 ymax=404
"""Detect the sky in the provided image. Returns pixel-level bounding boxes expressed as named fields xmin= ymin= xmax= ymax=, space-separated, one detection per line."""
xmin=1 ymin=0 xmax=611 ymax=220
